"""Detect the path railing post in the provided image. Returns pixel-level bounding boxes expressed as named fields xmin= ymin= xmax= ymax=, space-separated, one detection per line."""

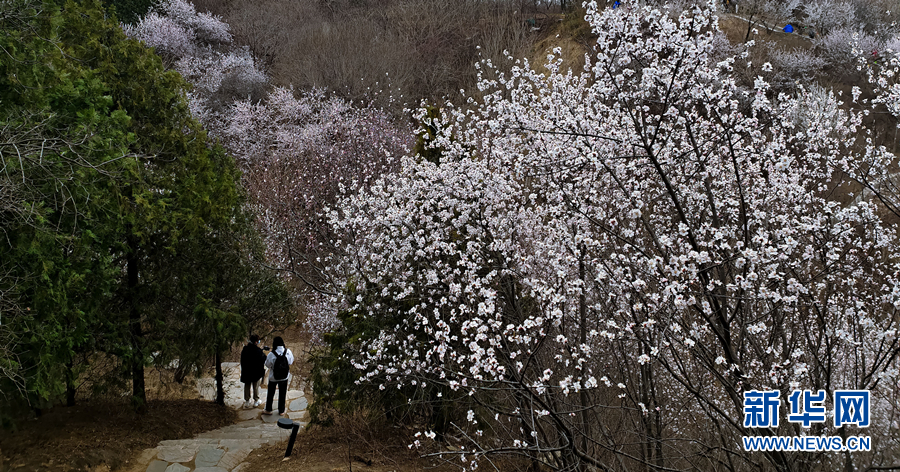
xmin=277 ymin=417 xmax=300 ymax=459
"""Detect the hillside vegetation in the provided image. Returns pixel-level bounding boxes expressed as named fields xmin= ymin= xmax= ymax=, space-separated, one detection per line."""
xmin=9 ymin=1 xmax=900 ymax=471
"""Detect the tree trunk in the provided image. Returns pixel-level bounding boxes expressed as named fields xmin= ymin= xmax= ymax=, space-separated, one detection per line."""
xmin=432 ymin=396 xmax=450 ymax=442
xmin=128 ymin=234 xmax=146 ymax=413
xmin=215 ymin=348 xmax=225 ymax=405
xmin=66 ymin=359 xmax=76 ymax=407
xmin=744 ymin=13 xmax=756 ymax=42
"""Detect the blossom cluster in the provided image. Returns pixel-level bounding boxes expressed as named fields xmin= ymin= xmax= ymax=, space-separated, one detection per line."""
xmin=121 ymin=0 xmax=231 ymax=58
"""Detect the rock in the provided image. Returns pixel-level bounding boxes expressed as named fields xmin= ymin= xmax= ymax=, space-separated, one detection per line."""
xmin=196 ymin=378 xmax=216 ymax=399
xmin=225 ymin=398 xmax=245 ymax=409
xmin=217 ymin=448 xmax=251 ymax=469
xmin=216 ymin=439 xmax=250 ymax=450
xmin=236 ymin=409 xmax=260 ymax=420
xmin=231 ymin=463 xmax=252 ymax=472
xmin=194 ymin=447 xmax=226 ymax=468
xmin=200 ymin=431 xmax=265 ymax=440
xmin=286 ymin=390 xmax=304 ymax=401
xmin=288 ymin=397 xmax=308 ymax=411
xmin=260 ymin=428 xmax=287 ymax=440
xmin=145 ymin=461 xmax=168 ymax=472
xmin=156 ymin=446 xmax=197 ymax=463
xmin=163 ymin=464 xmax=190 ymax=472
xmin=134 ymin=448 xmax=158 ymax=466
xmin=261 ymin=412 xmax=283 ymax=423
xmin=231 ymin=420 xmax=263 ymax=429
xmin=193 ymin=468 xmax=228 ymax=472
xmin=158 ymin=439 xmax=212 ymax=447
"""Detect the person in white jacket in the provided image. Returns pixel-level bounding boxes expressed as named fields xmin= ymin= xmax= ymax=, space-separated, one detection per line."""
xmin=262 ymin=336 xmax=294 ymax=416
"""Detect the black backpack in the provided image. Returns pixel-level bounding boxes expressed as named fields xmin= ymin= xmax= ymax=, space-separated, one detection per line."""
xmin=273 ymin=349 xmax=290 ymax=380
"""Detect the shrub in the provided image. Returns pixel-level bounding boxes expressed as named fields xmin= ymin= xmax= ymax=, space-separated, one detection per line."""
xmin=814 ymin=27 xmax=881 ymax=78
xmin=766 ymin=45 xmax=827 ymax=89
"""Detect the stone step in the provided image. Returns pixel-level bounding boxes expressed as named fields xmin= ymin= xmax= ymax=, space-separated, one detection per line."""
xmin=216 ymin=448 xmax=251 ymax=469
xmin=158 ymin=438 xmax=218 ymax=447
xmin=137 ymin=367 xmax=310 ymax=471
xmin=289 ymin=397 xmax=308 ymax=410
xmin=156 ymin=445 xmax=199 ymax=463
xmin=194 ymin=446 xmax=226 ymax=467
xmin=164 ymin=464 xmax=190 ymax=472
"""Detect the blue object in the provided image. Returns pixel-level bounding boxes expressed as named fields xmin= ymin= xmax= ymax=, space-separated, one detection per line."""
xmin=613 ymin=0 xmax=620 ymax=8
xmin=834 ymin=391 xmax=870 ymax=427
xmin=743 ymin=390 xmax=782 ymax=428
xmin=783 ymin=24 xmax=794 ymax=33
xmin=787 ymin=390 xmax=827 ymax=428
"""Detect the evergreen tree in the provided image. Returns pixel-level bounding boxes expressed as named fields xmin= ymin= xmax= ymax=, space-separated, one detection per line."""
xmin=0 ymin=0 xmax=289 ymax=416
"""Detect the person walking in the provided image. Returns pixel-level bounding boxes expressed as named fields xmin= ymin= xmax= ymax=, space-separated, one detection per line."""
xmin=240 ymin=334 xmax=267 ymax=409
xmin=262 ymin=336 xmax=294 ymax=417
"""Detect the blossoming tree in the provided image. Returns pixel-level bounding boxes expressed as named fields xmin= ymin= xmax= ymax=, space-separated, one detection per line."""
xmin=221 ymin=86 xmax=411 ymax=290
xmin=123 ymin=0 xmax=413 ymax=325
xmin=329 ymin=2 xmax=900 ymax=470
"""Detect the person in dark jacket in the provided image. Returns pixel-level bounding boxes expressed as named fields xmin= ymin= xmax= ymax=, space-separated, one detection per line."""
xmin=240 ymin=334 xmax=267 ymax=409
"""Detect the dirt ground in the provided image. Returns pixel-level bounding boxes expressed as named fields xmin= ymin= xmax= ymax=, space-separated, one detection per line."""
xmin=240 ymin=423 xmax=470 ymax=472
xmin=0 ymin=398 xmax=236 ymax=472
xmin=718 ymin=14 xmax=814 ymax=49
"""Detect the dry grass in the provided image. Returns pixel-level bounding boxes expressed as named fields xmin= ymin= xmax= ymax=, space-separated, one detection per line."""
xmin=0 ymin=399 xmax=236 ymax=472
xmin=191 ymin=0 xmax=539 ymax=110
xmin=717 ymin=13 xmax=813 ymax=48
xmin=241 ymin=405 xmax=532 ymax=472
xmin=529 ymin=10 xmax=592 ymax=75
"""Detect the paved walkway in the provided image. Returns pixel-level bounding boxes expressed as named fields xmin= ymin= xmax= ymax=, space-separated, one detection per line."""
xmin=126 ymin=362 xmax=309 ymax=472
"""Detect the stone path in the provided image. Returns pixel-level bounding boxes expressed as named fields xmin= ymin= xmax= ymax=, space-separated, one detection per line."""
xmin=126 ymin=362 xmax=309 ymax=472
